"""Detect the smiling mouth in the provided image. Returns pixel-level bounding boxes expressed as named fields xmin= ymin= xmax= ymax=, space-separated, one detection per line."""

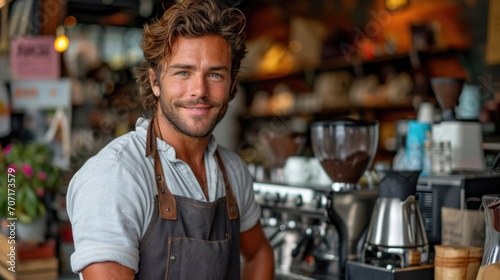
xmin=183 ymin=106 xmax=211 ymax=115
xmin=177 ymin=98 xmax=219 ymax=114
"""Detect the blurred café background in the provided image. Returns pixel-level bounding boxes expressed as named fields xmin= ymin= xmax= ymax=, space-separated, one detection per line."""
xmin=0 ymin=0 xmax=500 ymax=279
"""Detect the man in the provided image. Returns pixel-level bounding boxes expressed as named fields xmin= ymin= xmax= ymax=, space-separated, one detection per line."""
xmin=67 ymin=0 xmax=275 ymax=279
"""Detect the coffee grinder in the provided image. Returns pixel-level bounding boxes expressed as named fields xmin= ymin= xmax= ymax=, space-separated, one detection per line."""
xmin=430 ymin=77 xmax=486 ymax=170
xmin=310 ymin=120 xmax=379 ymax=279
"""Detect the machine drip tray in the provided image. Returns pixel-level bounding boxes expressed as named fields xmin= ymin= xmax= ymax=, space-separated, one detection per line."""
xmin=275 ymin=271 xmax=316 ymax=280
xmin=346 ymin=261 xmax=434 ymax=280
xmin=275 ymin=270 xmax=342 ymax=280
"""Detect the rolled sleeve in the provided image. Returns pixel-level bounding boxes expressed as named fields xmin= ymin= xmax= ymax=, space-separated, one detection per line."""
xmin=67 ymin=157 xmax=150 ymax=273
xmin=70 ymin=244 xmax=139 ymax=273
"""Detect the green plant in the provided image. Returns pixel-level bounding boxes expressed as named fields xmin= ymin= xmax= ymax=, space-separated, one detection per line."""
xmin=0 ymin=143 xmax=61 ymax=223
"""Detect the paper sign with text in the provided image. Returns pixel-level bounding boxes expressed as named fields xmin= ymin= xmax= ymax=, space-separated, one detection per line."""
xmin=10 ymin=36 xmax=60 ymax=80
xmin=11 ymin=79 xmax=71 ymax=110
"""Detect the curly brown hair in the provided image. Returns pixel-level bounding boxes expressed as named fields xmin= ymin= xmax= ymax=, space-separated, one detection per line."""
xmin=135 ymin=0 xmax=247 ymax=117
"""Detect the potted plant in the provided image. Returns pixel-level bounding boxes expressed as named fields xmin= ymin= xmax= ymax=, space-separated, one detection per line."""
xmin=0 ymin=142 xmax=61 ymax=242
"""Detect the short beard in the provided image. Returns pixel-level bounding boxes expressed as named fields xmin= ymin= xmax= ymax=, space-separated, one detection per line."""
xmin=159 ymin=96 xmax=229 ymax=138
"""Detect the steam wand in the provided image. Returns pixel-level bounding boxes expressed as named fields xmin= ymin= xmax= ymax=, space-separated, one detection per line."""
xmin=326 ymin=190 xmax=348 ymax=279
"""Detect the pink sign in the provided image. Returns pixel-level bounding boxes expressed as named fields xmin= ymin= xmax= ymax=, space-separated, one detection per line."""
xmin=10 ymin=36 xmax=60 ymax=80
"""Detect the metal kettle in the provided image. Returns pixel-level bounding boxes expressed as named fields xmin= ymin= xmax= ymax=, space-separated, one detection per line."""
xmin=363 ymin=171 xmax=429 ymax=268
xmin=366 ymin=195 xmax=428 ymax=248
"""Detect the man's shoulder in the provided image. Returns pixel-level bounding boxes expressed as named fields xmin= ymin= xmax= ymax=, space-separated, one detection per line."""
xmin=217 ymin=146 xmax=243 ymax=165
xmin=82 ymin=130 xmax=149 ymax=173
xmin=100 ymin=131 xmax=146 ymax=161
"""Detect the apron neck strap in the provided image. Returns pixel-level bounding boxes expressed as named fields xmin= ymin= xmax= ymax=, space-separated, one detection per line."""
xmin=215 ymin=151 xmax=239 ymax=220
xmin=146 ymin=118 xmax=239 ymax=221
xmin=147 ymin=118 xmax=178 ymax=220
xmin=145 ymin=117 xmax=157 ymax=158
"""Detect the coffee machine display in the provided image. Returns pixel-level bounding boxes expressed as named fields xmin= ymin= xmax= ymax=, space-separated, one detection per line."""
xmin=430 ymin=77 xmax=486 ymax=171
xmin=310 ymin=120 xmax=380 ymax=278
xmin=363 ymin=171 xmax=430 ymax=268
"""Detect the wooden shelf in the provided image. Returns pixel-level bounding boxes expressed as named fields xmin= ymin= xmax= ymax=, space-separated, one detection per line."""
xmin=239 ymin=48 xmax=467 ymax=83
xmin=239 ymin=104 xmax=415 ymax=120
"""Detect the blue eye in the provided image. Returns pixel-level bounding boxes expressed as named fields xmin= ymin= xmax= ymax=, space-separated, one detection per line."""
xmin=209 ymin=73 xmax=223 ymax=78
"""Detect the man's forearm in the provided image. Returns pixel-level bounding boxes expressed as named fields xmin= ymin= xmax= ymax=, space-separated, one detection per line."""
xmin=241 ymin=245 xmax=275 ymax=280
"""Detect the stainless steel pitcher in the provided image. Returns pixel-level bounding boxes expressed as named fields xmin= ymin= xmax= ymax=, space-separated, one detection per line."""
xmin=365 ymin=195 xmax=428 ymax=248
xmin=363 ymin=171 xmax=429 ymax=268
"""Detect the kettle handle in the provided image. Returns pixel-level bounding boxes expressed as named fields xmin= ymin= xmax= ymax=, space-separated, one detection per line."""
xmin=401 ymin=195 xmax=416 ymax=206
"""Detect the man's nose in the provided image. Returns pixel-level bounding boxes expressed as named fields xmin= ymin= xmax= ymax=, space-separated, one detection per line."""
xmin=190 ymin=74 xmax=208 ymax=97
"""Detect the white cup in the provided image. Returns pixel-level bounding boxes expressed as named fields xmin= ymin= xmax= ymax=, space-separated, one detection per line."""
xmin=308 ymin=158 xmax=333 ymax=186
xmin=284 ymin=156 xmax=311 ymax=184
xmin=417 ymin=102 xmax=435 ymax=124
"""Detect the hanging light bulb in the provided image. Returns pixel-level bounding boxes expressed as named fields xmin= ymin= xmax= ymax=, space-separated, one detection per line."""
xmin=386 ymin=0 xmax=410 ymax=12
xmin=54 ymin=25 xmax=69 ymax=53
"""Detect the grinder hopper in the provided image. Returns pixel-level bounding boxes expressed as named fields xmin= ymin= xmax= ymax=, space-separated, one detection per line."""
xmin=430 ymin=77 xmax=465 ymax=121
xmin=310 ymin=120 xmax=379 ymax=191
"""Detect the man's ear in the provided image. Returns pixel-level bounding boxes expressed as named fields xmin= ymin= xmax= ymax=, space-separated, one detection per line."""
xmin=230 ymin=78 xmax=237 ymax=96
xmin=149 ymin=68 xmax=160 ymax=97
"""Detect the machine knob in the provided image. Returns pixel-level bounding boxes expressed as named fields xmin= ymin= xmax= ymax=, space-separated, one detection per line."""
xmin=315 ymin=194 xmax=324 ymax=209
xmin=263 ymin=192 xmax=271 ymax=203
xmin=273 ymin=192 xmax=281 ymax=204
xmin=281 ymin=193 xmax=289 ymax=204
xmin=264 ymin=192 xmax=280 ymax=204
xmin=294 ymin=194 xmax=303 ymax=207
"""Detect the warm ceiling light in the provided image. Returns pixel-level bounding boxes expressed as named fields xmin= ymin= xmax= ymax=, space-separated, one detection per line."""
xmin=386 ymin=0 xmax=409 ymax=12
xmin=54 ymin=26 xmax=69 ymax=53
xmin=54 ymin=35 xmax=69 ymax=52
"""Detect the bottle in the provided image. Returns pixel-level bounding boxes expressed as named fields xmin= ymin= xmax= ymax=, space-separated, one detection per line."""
xmin=405 ymin=120 xmax=431 ymax=170
xmin=422 ymin=140 xmax=432 ymax=176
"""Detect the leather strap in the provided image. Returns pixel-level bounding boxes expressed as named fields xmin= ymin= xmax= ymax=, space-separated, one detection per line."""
xmin=145 ymin=117 xmax=156 ymax=158
xmin=146 ymin=118 xmax=237 ymax=221
xmin=154 ymin=152 xmax=178 ymax=220
xmin=147 ymin=118 xmax=178 ymax=220
xmin=215 ymin=152 xmax=239 ymax=220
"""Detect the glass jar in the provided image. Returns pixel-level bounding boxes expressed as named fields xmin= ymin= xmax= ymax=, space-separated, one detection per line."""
xmin=480 ymin=194 xmax=500 ymax=266
xmin=430 ymin=141 xmax=452 ymax=174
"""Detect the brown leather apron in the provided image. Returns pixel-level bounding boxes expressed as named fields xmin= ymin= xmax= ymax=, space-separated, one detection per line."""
xmin=136 ymin=118 xmax=240 ymax=280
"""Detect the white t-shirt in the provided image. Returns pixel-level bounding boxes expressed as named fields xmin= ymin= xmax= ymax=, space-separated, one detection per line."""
xmin=67 ymin=118 xmax=260 ymax=274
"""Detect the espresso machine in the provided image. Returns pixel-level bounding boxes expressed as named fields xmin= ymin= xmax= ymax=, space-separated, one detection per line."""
xmin=253 ymin=119 xmax=380 ymax=279
xmin=254 ymin=181 xmax=335 ymax=279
